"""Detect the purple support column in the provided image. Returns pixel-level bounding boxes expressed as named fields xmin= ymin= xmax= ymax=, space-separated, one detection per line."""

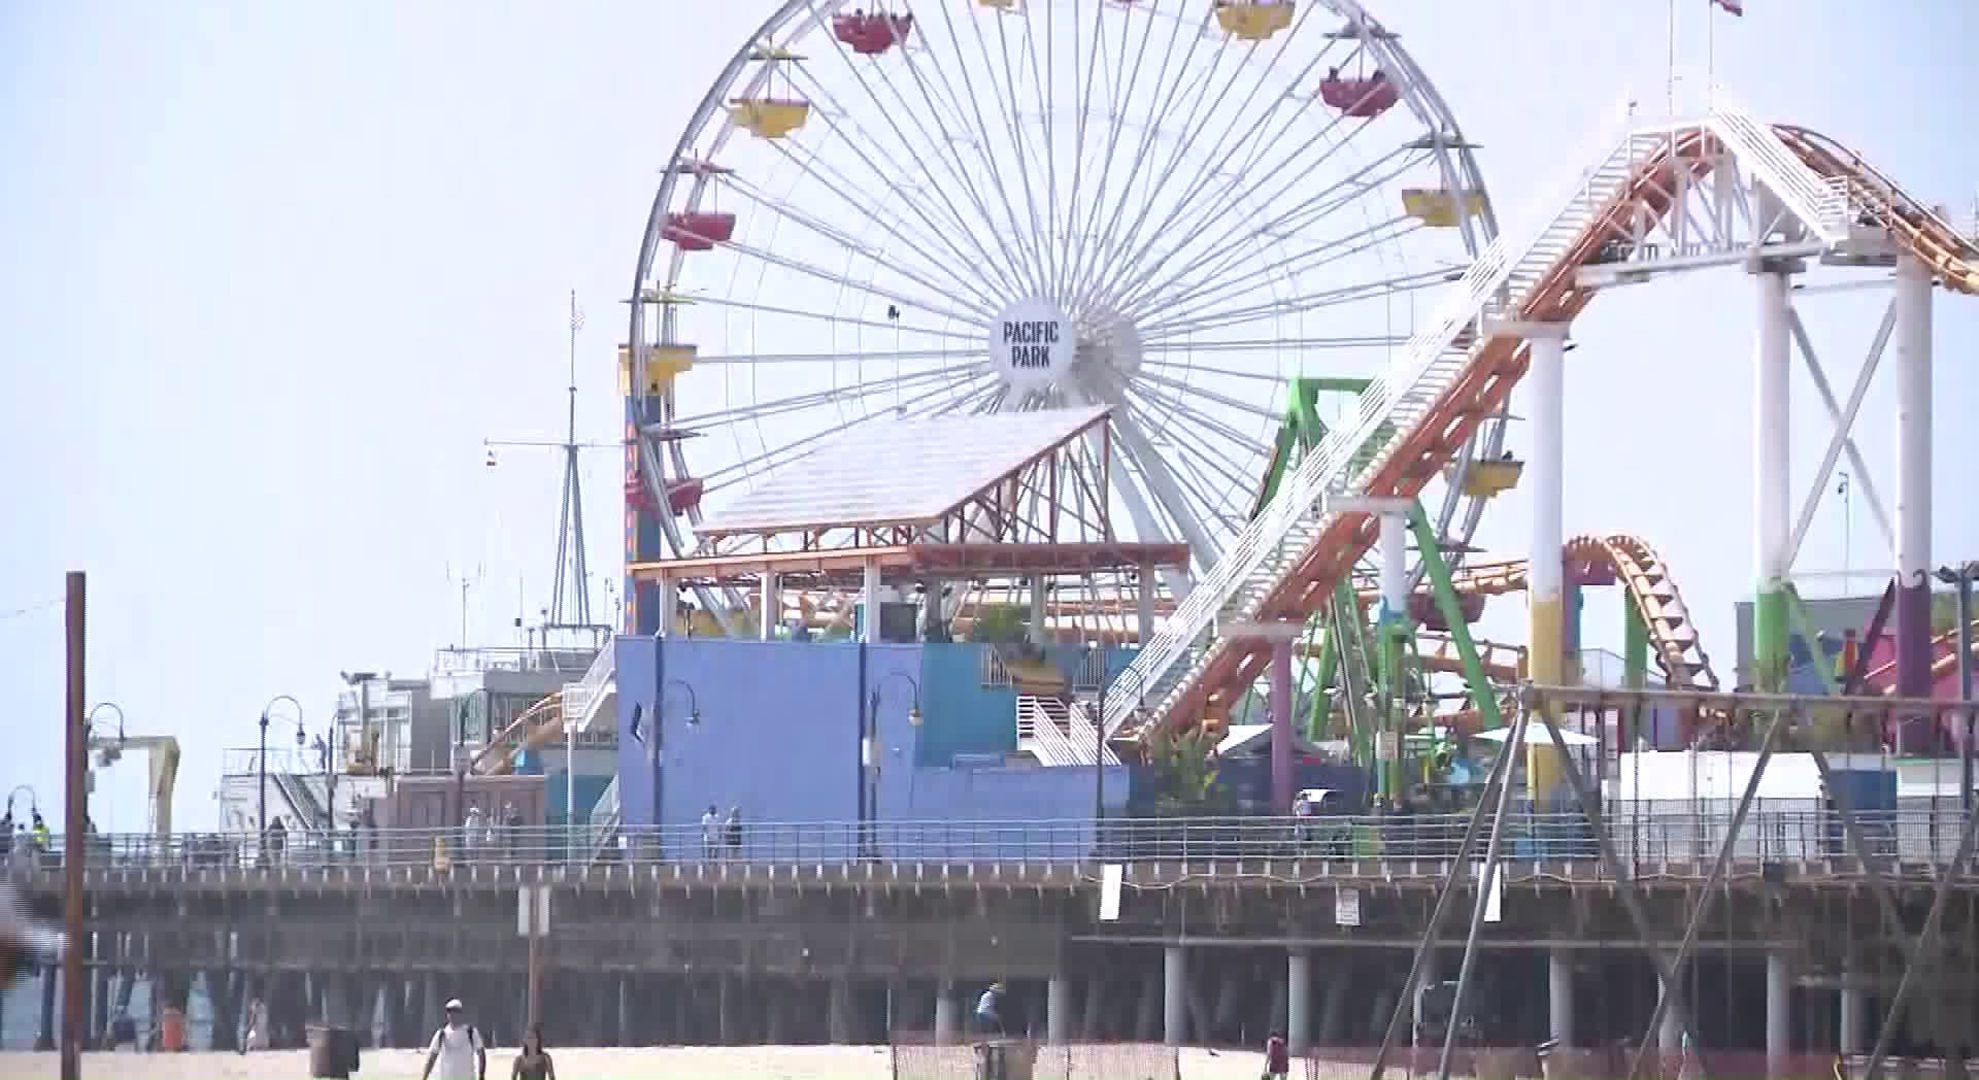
xmin=1893 ymin=255 xmax=1934 ymax=749
xmin=1272 ymin=637 xmax=1294 ymax=815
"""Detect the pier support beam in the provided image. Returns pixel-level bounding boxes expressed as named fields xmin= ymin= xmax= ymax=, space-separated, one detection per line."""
xmin=1767 ymin=950 xmax=1792 ymax=1070
xmin=1287 ymin=949 xmax=1312 ymax=1055
xmin=1548 ymin=949 xmax=1574 ymax=1048
xmin=1047 ymin=975 xmax=1072 ymax=1044
xmin=1840 ymin=972 xmax=1866 ymax=1056
xmin=1754 ymin=268 xmax=1793 ymax=692
xmin=1164 ymin=945 xmax=1188 ymax=1047
xmin=934 ymin=983 xmax=958 ymax=1045
xmin=1271 ymin=638 xmax=1294 ymax=814
xmin=1657 ymin=974 xmax=1685 ymax=1055
xmin=1893 ymin=254 xmax=1934 ymax=736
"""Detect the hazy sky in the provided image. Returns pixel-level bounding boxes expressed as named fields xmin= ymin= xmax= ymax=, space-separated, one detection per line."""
xmin=4 ymin=1 xmax=1974 ymax=832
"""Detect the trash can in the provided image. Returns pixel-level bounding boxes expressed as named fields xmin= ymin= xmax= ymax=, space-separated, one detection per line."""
xmin=157 ymin=1005 xmax=186 ymax=1051
xmin=973 ymin=1038 xmax=1037 ymax=1080
xmin=307 ymin=1024 xmax=359 ymax=1078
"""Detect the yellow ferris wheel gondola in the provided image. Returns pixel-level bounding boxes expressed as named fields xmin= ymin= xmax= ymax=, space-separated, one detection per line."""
xmin=730 ymin=44 xmax=812 ymax=140
xmin=1214 ymin=0 xmax=1294 ymax=42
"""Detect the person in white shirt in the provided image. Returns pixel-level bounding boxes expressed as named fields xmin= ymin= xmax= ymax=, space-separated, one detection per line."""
xmin=701 ymin=805 xmax=720 ymax=860
xmin=422 ymin=998 xmax=486 ymax=1080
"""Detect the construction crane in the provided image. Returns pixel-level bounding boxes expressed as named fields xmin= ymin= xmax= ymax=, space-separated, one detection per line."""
xmin=89 ymin=734 xmax=180 ymax=842
xmin=86 ymin=702 xmax=180 ymax=842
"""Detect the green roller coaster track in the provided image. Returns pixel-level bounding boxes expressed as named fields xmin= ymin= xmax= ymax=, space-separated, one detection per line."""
xmin=1244 ymin=378 xmax=1508 ymax=801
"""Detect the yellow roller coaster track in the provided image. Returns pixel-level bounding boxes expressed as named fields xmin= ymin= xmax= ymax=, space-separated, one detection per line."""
xmin=471 ymin=692 xmax=567 ymax=777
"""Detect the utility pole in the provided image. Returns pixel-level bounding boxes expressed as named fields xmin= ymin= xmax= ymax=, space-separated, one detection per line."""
xmin=62 ymin=572 xmax=85 ymax=1080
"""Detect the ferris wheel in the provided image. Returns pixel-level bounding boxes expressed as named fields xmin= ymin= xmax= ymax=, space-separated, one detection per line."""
xmin=628 ymin=0 xmax=1501 ymax=632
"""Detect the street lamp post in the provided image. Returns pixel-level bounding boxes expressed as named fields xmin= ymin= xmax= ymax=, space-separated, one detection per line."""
xmin=866 ymin=673 xmax=923 ymax=856
xmin=259 ymin=696 xmax=302 ymax=851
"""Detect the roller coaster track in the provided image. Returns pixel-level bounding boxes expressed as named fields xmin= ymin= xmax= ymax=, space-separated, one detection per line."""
xmin=1107 ymin=107 xmax=1974 ymax=739
xmin=1359 ymin=534 xmax=1720 ymax=695
xmin=470 ymin=692 xmax=566 ymax=777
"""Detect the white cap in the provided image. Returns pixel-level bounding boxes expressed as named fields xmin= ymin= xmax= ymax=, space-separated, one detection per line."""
xmin=444 ymin=999 xmax=464 ymax=1011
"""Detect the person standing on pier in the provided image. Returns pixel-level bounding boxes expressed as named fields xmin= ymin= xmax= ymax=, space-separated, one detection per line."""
xmin=701 ymin=805 xmax=720 ymax=860
xmin=724 ymin=807 xmax=743 ymax=860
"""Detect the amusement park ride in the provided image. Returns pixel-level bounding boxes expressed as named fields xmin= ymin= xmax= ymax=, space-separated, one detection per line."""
xmin=604 ymin=0 xmax=1977 ymax=809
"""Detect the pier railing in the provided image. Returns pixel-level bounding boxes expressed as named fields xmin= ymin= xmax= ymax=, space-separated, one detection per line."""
xmin=11 ymin=803 xmax=1976 ymax=874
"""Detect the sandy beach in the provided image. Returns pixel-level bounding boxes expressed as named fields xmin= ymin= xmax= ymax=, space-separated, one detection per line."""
xmin=0 ymin=1044 xmax=1273 ymax=1079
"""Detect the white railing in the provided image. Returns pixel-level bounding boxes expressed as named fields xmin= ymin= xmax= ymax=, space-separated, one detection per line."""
xmin=1105 ymin=100 xmax=1649 ymax=736
xmin=563 ymin=641 xmax=617 ymax=734
xmin=1064 ymin=700 xmax=1121 ymax=766
xmin=1706 ymin=107 xmax=1850 ymax=240
xmin=1017 ymin=696 xmax=1085 ymax=766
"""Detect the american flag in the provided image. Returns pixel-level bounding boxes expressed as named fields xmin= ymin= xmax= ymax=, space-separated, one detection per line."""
xmin=1711 ymin=0 xmax=1744 ymax=15
xmin=569 ymin=291 xmax=586 ymax=334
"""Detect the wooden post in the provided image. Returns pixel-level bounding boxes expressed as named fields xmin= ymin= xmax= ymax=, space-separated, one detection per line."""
xmin=62 ymin=571 xmax=86 ymax=1080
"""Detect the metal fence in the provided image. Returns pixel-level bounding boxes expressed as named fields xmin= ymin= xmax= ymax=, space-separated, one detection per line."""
xmin=9 ymin=805 xmax=1974 ymax=874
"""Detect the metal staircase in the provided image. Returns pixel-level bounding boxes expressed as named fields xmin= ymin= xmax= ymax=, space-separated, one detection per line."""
xmin=563 ymin=643 xmax=617 ymax=735
xmin=1017 ymin=695 xmax=1081 ymax=766
xmin=1102 ymin=105 xmax=1851 ymax=737
xmin=271 ymin=771 xmax=328 ymax=832
xmin=585 ymin=777 xmax=621 ymax=863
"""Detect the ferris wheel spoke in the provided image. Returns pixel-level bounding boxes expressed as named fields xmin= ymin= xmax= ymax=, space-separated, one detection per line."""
xmin=697 ymin=369 xmax=997 ymax=492
xmin=1107 ymin=404 xmax=1224 ymax=563
xmin=1114 ymin=141 xmax=1420 ymax=320
xmin=1102 ymin=115 xmax=1395 ymax=321
xmin=1125 ymin=396 xmax=1260 ymax=510
xmin=1079 ymin=9 xmax=1330 ymax=319
xmin=719 ymin=234 xmax=990 ymax=326
xmin=940 ymin=0 xmax=1054 ymax=294
xmin=1106 ymin=41 xmax=1365 ymax=297
xmin=1128 ymin=213 xmax=1421 ymax=330
xmin=686 ymin=292 xmax=978 ymax=341
xmin=796 ymin=47 xmax=1030 ymax=302
xmin=1061 ymin=2 xmax=1213 ymax=311
xmin=725 ymin=163 xmax=1005 ymax=316
xmin=1140 ymin=265 xmax=1457 ymax=339
xmin=670 ymin=362 xmax=981 ymax=432
xmin=1124 ymin=371 xmax=1276 ymax=450
xmin=1112 ymin=401 xmax=1240 ymax=551
xmin=1059 ymin=0 xmax=1160 ymax=310
xmin=694 ymin=347 xmax=971 ymax=367
xmin=788 ymin=86 xmax=1022 ymax=303
xmin=880 ymin=37 xmax=1049 ymax=299
xmin=1054 ymin=0 xmax=1108 ymax=302
xmin=1004 ymin=6 xmax=1062 ymax=294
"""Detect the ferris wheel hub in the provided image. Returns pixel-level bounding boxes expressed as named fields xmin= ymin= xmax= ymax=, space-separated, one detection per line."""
xmin=991 ymin=295 xmax=1073 ymax=395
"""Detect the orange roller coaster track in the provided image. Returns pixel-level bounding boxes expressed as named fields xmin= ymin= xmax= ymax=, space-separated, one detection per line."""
xmin=1385 ymin=534 xmax=1720 ymax=697
xmin=1172 ymin=122 xmax=1972 ymax=728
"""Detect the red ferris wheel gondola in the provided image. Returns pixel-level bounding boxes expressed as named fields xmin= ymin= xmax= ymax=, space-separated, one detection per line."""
xmin=832 ymin=10 xmax=915 ymax=55
xmin=1318 ymin=67 xmax=1398 ymax=118
xmin=662 ymin=211 xmax=737 ymax=251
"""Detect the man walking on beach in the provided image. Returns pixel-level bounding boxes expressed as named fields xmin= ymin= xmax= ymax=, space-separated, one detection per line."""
xmin=423 ymin=998 xmax=486 ymax=1080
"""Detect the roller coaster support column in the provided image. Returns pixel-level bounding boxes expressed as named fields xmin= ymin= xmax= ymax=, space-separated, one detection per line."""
xmin=1893 ymin=255 xmax=1934 ymax=730
xmin=1329 ymin=495 xmax=1414 ymax=801
xmin=759 ymin=571 xmax=778 ymax=641
xmin=862 ymin=562 xmax=881 ymax=643
xmin=1519 ymin=321 xmax=1571 ymax=802
xmin=1754 ymin=268 xmax=1795 ymax=692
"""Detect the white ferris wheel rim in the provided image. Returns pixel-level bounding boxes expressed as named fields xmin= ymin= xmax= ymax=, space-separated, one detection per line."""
xmin=628 ymin=0 xmax=1502 ymax=626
